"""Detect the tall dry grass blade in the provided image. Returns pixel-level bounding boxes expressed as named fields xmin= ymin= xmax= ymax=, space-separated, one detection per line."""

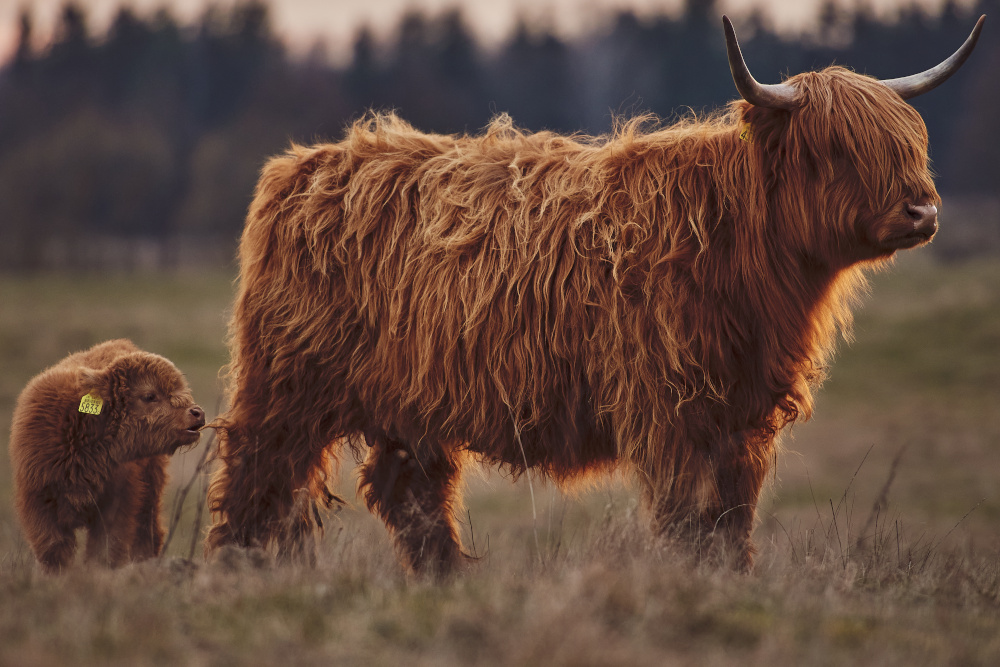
xmin=549 ymin=495 xmax=568 ymax=562
xmin=824 ymin=443 xmax=875 ymax=565
xmin=755 ymin=508 xmax=799 ymax=561
xmin=830 ymin=499 xmax=846 ymax=568
xmin=511 ymin=414 xmax=542 ymax=564
xmin=161 ymin=427 xmax=218 ymax=559
xmin=896 ymin=519 xmax=903 ymax=568
xmin=187 ymin=454 xmax=212 ymax=561
xmin=854 ymin=445 xmax=906 ymax=554
xmin=806 ymin=467 xmax=824 ymax=528
xmin=931 ymin=497 xmax=986 ymax=552
xmin=830 ymin=443 xmax=874 ymax=526
xmin=464 ymin=508 xmax=481 ymax=560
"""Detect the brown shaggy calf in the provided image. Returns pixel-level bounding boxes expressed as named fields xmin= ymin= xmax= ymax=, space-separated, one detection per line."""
xmin=206 ymin=17 xmax=984 ymax=572
xmin=9 ymin=339 xmax=205 ymax=572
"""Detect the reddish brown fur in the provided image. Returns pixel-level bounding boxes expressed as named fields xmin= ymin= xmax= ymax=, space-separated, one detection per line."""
xmin=207 ymin=65 xmax=939 ymax=572
xmin=9 ymin=339 xmax=205 ymax=572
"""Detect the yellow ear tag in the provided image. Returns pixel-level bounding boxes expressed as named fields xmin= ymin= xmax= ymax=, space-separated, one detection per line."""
xmin=740 ymin=122 xmax=754 ymax=144
xmin=78 ymin=391 xmax=104 ymax=415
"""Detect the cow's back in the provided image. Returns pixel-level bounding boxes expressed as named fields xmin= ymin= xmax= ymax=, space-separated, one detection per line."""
xmin=228 ymin=119 xmax=620 ymax=472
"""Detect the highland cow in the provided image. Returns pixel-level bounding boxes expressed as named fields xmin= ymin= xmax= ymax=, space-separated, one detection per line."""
xmin=9 ymin=339 xmax=205 ymax=572
xmin=206 ymin=16 xmax=985 ymax=571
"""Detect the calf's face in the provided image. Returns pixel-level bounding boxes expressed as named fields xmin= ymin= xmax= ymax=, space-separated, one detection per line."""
xmin=85 ymin=352 xmax=206 ymax=459
xmin=128 ymin=370 xmax=206 ymax=456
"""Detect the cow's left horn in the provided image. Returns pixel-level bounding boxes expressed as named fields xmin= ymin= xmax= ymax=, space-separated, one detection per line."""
xmin=882 ymin=15 xmax=986 ymax=100
xmin=723 ymin=15 xmax=798 ymax=110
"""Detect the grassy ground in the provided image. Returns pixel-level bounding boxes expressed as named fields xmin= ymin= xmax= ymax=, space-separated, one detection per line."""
xmin=1 ymin=253 xmax=999 ymax=664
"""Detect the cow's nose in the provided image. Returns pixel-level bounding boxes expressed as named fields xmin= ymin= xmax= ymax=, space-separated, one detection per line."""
xmin=190 ymin=406 xmax=206 ymax=426
xmin=907 ymin=203 xmax=938 ymax=237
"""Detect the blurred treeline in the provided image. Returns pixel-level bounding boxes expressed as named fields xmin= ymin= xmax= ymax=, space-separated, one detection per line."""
xmin=0 ymin=0 xmax=997 ymax=271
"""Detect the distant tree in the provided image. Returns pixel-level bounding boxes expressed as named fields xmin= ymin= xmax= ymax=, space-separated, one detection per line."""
xmin=102 ymin=7 xmax=152 ymax=104
xmin=491 ymin=20 xmax=579 ymax=132
xmin=0 ymin=0 xmax=997 ymax=271
xmin=943 ymin=0 xmax=1000 ymax=194
xmin=380 ymin=9 xmax=487 ymax=133
xmin=345 ymin=25 xmax=382 ymax=111
xmin=38 ymin=3 xmax=95 ymax=107
xmin=53 ymin=2 xmax=87 ymax=49
xmin=816 ymin=0 xmax=852 ymax=47
xmin=667 ymin=0 xmax=731 ymax=111
xmin=191 ymin=0 xmax=281 ymax=128
xmin=13 ymin=8 xmax=32 ymax=68
xmin=0 ymin=109 xmax=174 ymax=269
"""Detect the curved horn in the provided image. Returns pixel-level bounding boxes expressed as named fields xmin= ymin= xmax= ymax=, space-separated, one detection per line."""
xmin=722 ymin=15 xmax=797 ymax=110
xmin=882 ymin=15 xmax=985 ymax=100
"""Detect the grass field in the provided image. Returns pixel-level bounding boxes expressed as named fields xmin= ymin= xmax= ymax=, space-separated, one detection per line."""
xmin=1 ymin=253 xmax=999 ymax=665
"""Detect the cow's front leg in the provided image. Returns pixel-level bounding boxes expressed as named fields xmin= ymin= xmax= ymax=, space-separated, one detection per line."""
xmin=709 ymin=434 xmax=774 ymax=572
xmin=638 ymin=450 xmax=718 ymax=554
xmin=636 ymin=432 xmax=770 ymax=571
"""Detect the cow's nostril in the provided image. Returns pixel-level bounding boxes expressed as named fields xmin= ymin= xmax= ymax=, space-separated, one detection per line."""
xmin=906 ymin=203 xmax=937 ymax=217
xmin=190 ymin=406 xmax=205 ymax=421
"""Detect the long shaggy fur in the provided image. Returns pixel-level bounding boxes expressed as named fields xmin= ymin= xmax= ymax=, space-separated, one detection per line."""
xmin=9 ymin=339 xmax=206 ymax=572
xmin=207 ymin=66 xmax=938 ymax=571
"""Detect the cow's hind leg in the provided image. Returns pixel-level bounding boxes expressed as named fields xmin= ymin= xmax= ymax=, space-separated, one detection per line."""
xmin=359 ymin=436 xmax=466 ymax=576
xmin=206 ymin=418 xmax=336 ymax=564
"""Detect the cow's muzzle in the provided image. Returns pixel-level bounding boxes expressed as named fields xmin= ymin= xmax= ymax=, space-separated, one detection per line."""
xmin=907 ymin=203 xmax=938 ymax=239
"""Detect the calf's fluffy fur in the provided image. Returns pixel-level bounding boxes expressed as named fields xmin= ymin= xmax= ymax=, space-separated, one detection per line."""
xmin=9 ymin=339 xmax=205 ymax=572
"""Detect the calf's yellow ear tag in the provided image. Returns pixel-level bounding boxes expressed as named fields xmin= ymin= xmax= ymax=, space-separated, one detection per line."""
xmin=78 ymin=391 xmax=104 ymax=415
xmin=740 ymin=122 xmax=754 ymax=144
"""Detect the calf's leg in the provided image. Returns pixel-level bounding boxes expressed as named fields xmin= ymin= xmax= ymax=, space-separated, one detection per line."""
xmin=128 ymin=456 xmax=168 ymax=560
xmin=18 ymin=498 xmax=77 ymax=573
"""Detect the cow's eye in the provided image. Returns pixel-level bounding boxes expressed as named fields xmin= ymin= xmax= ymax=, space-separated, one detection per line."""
xmin=142 ymin=392 xmax=158 ymax=403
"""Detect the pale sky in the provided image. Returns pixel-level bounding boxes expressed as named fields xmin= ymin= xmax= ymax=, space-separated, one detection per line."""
xmin=0 ymin=0 xmax=976 ymax=64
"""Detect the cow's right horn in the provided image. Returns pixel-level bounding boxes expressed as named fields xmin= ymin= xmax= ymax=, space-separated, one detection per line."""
xmin=881 ymin=15 xmax=985 ymax=100
xmin=723 ymin=15 xmax=798 ymax=110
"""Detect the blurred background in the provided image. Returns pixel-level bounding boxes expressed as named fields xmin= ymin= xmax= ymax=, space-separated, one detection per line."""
xmin=0 ymin=0 xmax=997 ymax=271
xmin=0 ymin=0 xmax=998 ymax=562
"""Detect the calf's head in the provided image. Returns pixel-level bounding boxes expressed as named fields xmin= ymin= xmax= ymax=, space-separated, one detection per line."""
xmin=81 ymin=352 xmax=205 ymax=459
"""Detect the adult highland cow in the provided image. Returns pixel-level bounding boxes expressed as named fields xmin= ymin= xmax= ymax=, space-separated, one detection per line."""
xmin=206 ymin=16 xmax=985 ymax=571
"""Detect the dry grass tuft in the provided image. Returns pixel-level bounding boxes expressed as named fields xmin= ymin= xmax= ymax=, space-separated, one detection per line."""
xmin=2 ymin=489 xmax=999 ymax=666
xmin=2 ymin=257 xmax=1000 ymax=663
